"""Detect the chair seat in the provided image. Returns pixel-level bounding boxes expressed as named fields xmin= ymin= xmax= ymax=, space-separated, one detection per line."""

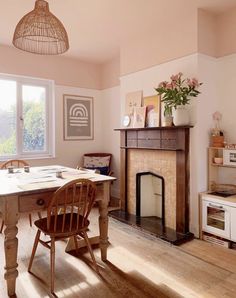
xmin=35 ymin=213 xmax=90 ymax=237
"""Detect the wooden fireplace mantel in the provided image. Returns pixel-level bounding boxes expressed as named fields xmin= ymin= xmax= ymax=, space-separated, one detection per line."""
xmin=115 ymin=126 xmax=192 ymax=234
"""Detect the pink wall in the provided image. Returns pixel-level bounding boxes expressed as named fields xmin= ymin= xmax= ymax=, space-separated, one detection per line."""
xmin=216 ymin=7 xmax=236 ymax=57
xmin=1 ymin=7 xmax=236 ymax=90
xmin=0 ymin=45 xmax=101 ymax=89
xmin=197 ymin=8 xmax=236 ymax=58
xmin=100 ymin=56 xmax=120 ymax=89
xmin=198 ymin=9 xmax=217 ymax=57
xmin=120 ymin=8 xmax=198 ymax=76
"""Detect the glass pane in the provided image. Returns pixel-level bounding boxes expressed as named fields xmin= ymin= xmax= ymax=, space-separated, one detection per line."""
xmin=0 ymin=80 xmax=17 ymax=156
xmin=22 ymin=85 xmax=46 ymax=152
xmin=207 ymin=206 xmax=225 ymax=230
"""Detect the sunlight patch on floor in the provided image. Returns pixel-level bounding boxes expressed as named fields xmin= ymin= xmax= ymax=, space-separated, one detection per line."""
xmin=18 ymin=272 xmax=42 ymax=298
xmin=109 ymin=246 xmax=199 ymax=297
xmin=65 ymin=256 xmax=100 ymax=286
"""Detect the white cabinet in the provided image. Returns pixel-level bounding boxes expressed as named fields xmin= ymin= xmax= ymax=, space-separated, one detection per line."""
xmin=231 ymin=207 xmax=236 ymax=242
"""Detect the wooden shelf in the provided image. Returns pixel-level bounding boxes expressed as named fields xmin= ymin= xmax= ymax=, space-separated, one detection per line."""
xmin=115 ymin=125 xmax=193 ymax=131
xmin=211 ymin=163 xmax=236 ymax=168
xmin=209 ymin=147 xmax=224 ymax=150
xmin=208 ymin=215 xmax=225 ymax=222
xmin=120 ymin=146 xmax=182 ymax=151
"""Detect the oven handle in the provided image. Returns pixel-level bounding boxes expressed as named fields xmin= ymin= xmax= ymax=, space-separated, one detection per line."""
xmin=209 ymin=203 xmax=226 ymax=210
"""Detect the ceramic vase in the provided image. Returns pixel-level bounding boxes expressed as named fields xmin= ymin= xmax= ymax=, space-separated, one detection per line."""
xmin=173 ymin=105 xmax=189 ymax=126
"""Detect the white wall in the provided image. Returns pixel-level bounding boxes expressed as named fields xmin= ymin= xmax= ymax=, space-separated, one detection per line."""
xmin=100 ymin=86 xmax=121 ymax=198
xmin=218 ymin=54 xmax=236 ymax=143
xmin=189 ymin=54 xmax=219 ymax=235
xmin=119 ymin=53 xmax=221 ymax=236
xmin=26 ymin=85 xmax=104 ymax=168
xmin=120 ymin=54 xmax=199 ymax=122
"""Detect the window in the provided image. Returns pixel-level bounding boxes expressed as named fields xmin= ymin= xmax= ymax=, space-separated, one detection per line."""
xmin=0 ymin=74 xmax=54 ymax=159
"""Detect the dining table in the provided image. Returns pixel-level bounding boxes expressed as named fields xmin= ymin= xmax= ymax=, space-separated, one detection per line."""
xmin=0 ymin=165 xmax=116 ymax=297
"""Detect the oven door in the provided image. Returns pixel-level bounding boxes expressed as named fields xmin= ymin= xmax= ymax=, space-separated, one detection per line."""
xmin=202 ymin=200 xmax=230 ymax=239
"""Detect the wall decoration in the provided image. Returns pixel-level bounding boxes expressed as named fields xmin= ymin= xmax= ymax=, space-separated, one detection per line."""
xmin=133 ymin=107 xmax=146 ymax=128
xmin=63 ymin=94 xmax=93 ymax=140
xmin=123 ymin=115 xmax=131 ymax=127
xmin=143 ymin=95 xmax=161 ymax=127
xmin=125 ymin=90 xmax=142 ymax=126
xmin=223 ymin=149 xmax=236 ymax=166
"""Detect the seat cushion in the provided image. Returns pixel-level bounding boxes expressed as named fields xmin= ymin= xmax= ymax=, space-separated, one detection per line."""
xmin=85 ymin=166 xmax=109 ymax=175
xmin=35 ymin=213 xmax=89 ymax=237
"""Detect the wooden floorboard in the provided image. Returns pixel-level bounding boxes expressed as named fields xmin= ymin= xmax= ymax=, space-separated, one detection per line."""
xmin=0 ymin=208 xmax=236 ymax=297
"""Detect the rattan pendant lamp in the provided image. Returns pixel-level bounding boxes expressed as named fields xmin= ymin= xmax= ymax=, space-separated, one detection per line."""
xmin=12 ymin=0 xmax=69 ymax=55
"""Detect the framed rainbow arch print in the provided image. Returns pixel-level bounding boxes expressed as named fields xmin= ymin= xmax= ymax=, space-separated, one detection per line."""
xmin=63 ymin=94 xmax=94 ymax=140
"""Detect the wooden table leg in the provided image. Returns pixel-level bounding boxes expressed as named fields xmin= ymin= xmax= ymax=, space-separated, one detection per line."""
xmin=98 ymin=181 xmax=110 ymax=261
xmin=3 ymin=196 xmax=19 ymax=297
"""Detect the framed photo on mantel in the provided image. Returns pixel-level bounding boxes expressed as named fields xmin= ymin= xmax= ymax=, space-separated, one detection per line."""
xmin=63 ymin=94 xmax=94 ymax=140
xmin=125 ymin=90 xmax=143 ymax=127
xmin=143 ymin=95 xmax=161 ymax=127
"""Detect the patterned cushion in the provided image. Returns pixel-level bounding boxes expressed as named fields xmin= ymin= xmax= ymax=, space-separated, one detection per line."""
xmin=83 ymin=156 xmax=110 ymax=175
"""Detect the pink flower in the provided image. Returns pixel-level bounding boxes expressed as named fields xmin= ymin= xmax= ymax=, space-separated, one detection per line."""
xmin=213 ymin=111 xmax=222 ymax=121
xmin=166 ymin=83 xmax=173 ymax=89
xmin=192 ymin=78 xmax=200 ymax=87
xmin=171 ymin=81 xmax=177 ymax=88
xmin=171 ymin=72 xmax=183 ymax=82
xmin=158 ymin=81 xmax=168 ymax=88
xmin=171 ymin=74 xmax=178 ymax=82
xmin=187 ymin=78 xmax=193 ymax=87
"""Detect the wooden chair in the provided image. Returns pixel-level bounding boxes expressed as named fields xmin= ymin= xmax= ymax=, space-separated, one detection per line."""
xmin=28 ymin=178 xmax=99 ymax=294
xmin=0 ymin=159 xmax=41 ymax=233
xmin=79 ymin=153 xmax=113 ymax=176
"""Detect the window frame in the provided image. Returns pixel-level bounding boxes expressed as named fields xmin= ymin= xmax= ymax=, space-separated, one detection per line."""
xmin=0 ymin=73 xmax=55 ymax=160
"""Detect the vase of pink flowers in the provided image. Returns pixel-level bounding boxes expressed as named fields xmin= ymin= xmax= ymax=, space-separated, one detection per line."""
xmin=155 ymin=72 xmax=202 ymax=126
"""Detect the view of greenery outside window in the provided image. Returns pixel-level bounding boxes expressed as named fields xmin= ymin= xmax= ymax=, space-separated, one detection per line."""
xmin=0 ymin=75 xmax=53 ymax=158
xmin=22 ymin=85 xmax=46 ymax=152
xmin=0 ymin=80 xmax=17 ymax=156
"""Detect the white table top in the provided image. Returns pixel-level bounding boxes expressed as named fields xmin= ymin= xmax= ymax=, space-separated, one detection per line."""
xmin=0 ymin=165 xmax=116 ymax=197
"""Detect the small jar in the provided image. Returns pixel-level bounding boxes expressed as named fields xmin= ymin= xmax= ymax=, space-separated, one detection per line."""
xmin=24 ymin=166 xmax=30 ymax=173
xmin=56 ymin=171 xmax=63 ymax=178
xmin=7 ymin=166 xmax=14 ymax=174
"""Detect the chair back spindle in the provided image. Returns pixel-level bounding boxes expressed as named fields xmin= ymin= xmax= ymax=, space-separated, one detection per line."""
xmin=1 ymin=159 xmax=29 ymax=169
xmin=47 ymin=179 xmax=96 ymax=234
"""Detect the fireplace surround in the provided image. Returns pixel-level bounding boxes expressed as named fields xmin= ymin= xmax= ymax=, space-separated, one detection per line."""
xmin=110 ymin=126 xmax=194 ymax=244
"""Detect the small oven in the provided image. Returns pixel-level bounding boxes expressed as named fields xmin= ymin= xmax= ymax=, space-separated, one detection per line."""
xmin=202 ymin=198 xmax=231 ymax=239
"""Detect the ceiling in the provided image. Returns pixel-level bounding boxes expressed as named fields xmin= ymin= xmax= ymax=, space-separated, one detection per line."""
xmin=0 ymin=0 xmax=236 ymax=63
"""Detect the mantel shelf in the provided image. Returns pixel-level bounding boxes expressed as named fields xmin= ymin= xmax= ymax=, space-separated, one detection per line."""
xmin=120 ymin=146 xmax=183 ymax=151
xmin=115 ymin=126 xmax=193 ymax=131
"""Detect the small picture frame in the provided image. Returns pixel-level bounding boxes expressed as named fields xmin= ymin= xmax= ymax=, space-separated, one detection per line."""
xmin=125 ymin=90 xmax=143 ymax=127
xmin=123 ymin=115 xmax=131 ymax=127
xmin=63 ymin=94 xmax=94 ymax=140
xmin=223 ymin=149 xmax=236 ymax=166
xmin=133 ymin=107 xmax=146 ymax=128
xmin=143 ymin=95 xmax=161 ymax=127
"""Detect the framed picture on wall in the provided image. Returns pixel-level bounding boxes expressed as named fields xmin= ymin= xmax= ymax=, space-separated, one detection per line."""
xmin=63 ymin=94 xmax=94 ymax=140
